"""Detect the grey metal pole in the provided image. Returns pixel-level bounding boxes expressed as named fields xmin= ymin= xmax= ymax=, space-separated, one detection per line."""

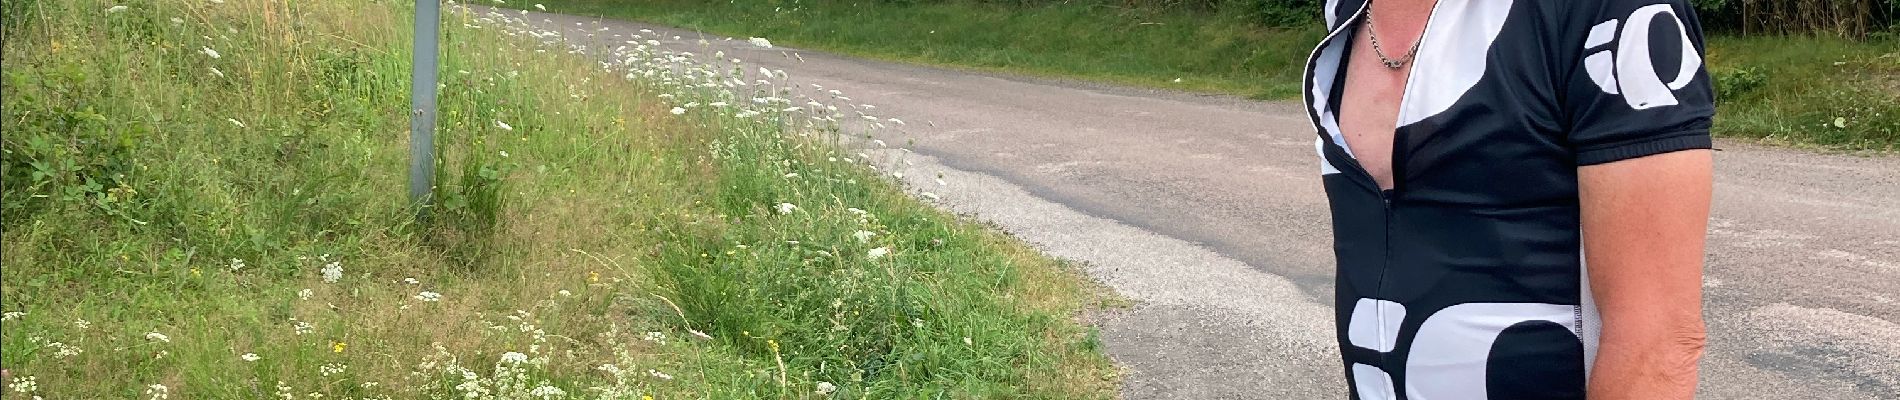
xmin=408 ymin=0 xmax=440 ymax=217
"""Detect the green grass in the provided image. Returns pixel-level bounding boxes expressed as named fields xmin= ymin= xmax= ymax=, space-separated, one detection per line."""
xmin=0 ymin=0 xmax=1117 ymax=398
xmin=1704 ymin=35 xmax=1899 ymax=151
xmin=523 ymin=0 xmax=1899 ymax=152
xmin=526 ymin=0 xmax=1326 ymax=99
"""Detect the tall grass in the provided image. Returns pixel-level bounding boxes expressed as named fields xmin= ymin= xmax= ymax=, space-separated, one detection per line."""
xmin=527 ymin=0 xmax=1898 ymax=151
xmin=0 ymin=0 xmax=1116 ymax=398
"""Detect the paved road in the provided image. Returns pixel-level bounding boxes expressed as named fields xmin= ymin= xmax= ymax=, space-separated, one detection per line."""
xmin=503 ymin=7 xmax=1900 ymax=399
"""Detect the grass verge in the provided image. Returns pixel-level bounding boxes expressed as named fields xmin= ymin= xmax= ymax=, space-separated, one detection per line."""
xmin=0 ymin=0 xmax=1117 ymax=398
xmin=523 ymin=0 xmax=1898 ymax=152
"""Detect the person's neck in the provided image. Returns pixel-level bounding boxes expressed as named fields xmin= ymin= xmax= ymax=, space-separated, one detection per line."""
xmin=1367 ymin=0 xmax=1438 ymax=28
xmin=1371 ymin=0 xmax=1439 ymax=17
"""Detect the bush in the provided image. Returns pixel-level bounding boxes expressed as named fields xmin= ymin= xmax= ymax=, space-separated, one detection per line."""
xmin=1712 ymin=65 xmax=1768 ymax=100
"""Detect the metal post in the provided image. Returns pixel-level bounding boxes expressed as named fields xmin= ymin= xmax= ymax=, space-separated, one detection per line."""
xmin=408 ymin=0 xmax=440 ymax=217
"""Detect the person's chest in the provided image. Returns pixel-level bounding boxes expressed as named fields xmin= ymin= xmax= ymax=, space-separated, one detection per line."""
xmin=1336 ymin=25 xmax=1417 ymax=191
xmin=1310 ymin=1 xmax=1578 ymax=206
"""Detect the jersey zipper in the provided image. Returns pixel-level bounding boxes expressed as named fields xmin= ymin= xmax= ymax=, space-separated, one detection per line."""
xmin=1372 ymin=0 xmax=1446 ymax=375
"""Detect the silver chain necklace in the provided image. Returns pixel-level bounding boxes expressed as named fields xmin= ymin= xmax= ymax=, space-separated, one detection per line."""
xmin=1365 ymin=5 xmax=1423 ymax=69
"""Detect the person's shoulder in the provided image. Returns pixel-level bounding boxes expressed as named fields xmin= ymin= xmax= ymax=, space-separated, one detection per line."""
xmin=1551 ymin=0 xmax=1701 ymax=27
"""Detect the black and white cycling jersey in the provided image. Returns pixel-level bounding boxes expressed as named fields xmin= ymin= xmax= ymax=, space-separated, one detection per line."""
xmin=1303 ymin=0 xmax=1715 ymax=399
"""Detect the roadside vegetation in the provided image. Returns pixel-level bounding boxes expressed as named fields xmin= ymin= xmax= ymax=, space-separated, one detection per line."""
xmin=0 ymin=0 xmax=1117 ymax=398
xmin=527 ymin=0 xmax=1899 ymax=151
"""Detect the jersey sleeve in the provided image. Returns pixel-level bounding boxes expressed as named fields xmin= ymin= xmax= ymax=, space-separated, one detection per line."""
xmin=1565 ymin=0 xmax=1715 ymax=166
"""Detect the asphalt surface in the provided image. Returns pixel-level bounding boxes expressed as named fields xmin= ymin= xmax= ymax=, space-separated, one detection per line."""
xmin=501 ymin=8 xmax=1900 ymax=399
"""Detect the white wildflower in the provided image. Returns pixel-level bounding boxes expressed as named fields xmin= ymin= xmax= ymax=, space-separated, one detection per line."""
xmin=201 ymin=46 xmax=221 ymax=59
xmin=415 ymin=291 xmax=442 ymax=302
xmin=402 ymin=277 xmax=419 ymax=285
xmin=146 ymin=331 xmax=171 ymax=343
xmin=319 ymin=363 xmax=347 ymax=376
xmin=146 ymin=383 xmax=170 ymax=400
xmin=500 ymin=351 xmax=529 ymax=364
xmin=557 ymin=289 xmax=572 ymax=297
xmin=816 ymin=381 xmax=838 ymax=395
xmin=529 ymin=385 xmax=566 ymax=398
xmin=852 ymin=230 xmax=876 ymax=243
xmin=229 ymin=258 xmax=246 ymax=271
xmin=9 ymin=375 xmax=38 ymax=393
xmin=670 ymin=107 xmax=686 ymax=115
xmin=1 ymin=311 xmax=25 ymax=321
xmin=748 ymin=37 xmax=773 ymax=48
xmin=48 ymin=341 xmax=81 ymax=358
xmin=642 ymin=331 xmax=666 ymax=344
xmin=241 ymin=352 xmax=261 ymax=361
xmin=73 ymin=318 xmax=91 ymax=330
xmin=775 ymin=202 xmax=797 ymax=214
xmin=647 ymin=369 xmax=674 ymax=380
xmin=867 ymin=247 xmax=890 ymax=260
xmin=292 ymin=320 xmax=313 ymax=335
xmin=319 ymin=261 xmax=342 ymax=283
xmin=298 ymin=288 xmax=313 ymax=300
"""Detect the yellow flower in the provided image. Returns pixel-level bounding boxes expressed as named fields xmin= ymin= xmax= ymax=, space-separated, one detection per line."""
xmin=332 ymin=342 xmax=346 ymax=353
xmin=190 ymin=268 xmax=201 ymax=277
xmin=642 ymin=396 xmax=654 ymax=400
xmin=587 ymin=271 xmax=600 ymax=283
xmin=768 ymin=339 xmax=779 ymax=352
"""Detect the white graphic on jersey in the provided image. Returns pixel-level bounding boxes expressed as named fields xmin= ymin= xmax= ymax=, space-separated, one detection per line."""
xmin=1352 ymin=363 xmax=1399 ymax=400
xmin=1394 ymin=0 xmax=1514 ymax=127
xmin=1318 ymin=137 xmax=1342 ymax=175
xmin=1348 ymin=298 xmax=1407 ymax=352
xmin=1583 ymin=4 xmax=1704 ymax=110
xmin=1345 ymin=300 xmax=1582 ymax=400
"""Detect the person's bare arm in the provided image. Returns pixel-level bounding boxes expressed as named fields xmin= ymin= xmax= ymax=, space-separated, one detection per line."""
xmin=1580 ymin=149 xmax=1712 ymax=399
